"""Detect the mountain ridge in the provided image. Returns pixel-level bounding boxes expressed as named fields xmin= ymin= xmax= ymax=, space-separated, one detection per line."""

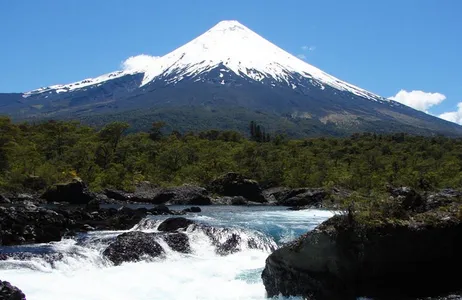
xmin=1 ymin=20 xmax=461 ymax=137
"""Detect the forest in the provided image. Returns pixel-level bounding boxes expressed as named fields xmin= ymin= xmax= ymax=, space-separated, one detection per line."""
xmin=0 ymin=116 xmax=461 ymax=193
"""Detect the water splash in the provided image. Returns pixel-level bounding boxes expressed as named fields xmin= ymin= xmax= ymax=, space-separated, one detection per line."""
xmin=0 ymin=207 xmax=333 ymax=300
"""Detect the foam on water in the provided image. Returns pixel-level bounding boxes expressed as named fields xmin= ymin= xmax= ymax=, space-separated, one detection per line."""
xmin=0 ymin=207 xmax=334 ymax=300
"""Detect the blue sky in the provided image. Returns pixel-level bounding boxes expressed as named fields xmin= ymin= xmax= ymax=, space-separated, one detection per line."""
xmin=1 ymin=0 xmax=462 ymax=122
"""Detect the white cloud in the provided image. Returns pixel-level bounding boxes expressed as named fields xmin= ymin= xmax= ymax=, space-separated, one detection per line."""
xmin=439 ymin=102 xmax=462 ymax=125
xmin=297 ymin=54 xmax=307 ymax=60
xmin=388 ymin=89 xmax=446 ymax=112
xmin=121 ymin=54 xmax=160 ymax=71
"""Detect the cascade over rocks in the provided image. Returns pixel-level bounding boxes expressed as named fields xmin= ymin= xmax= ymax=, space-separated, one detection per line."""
xmin=262 ymin=198 xmax=462 ymax=299
xmin=41 ymin=178 xmax=95 ymax=204
xmin=0 ymin=280 xmax=26 ymax=300
xmin=0 ymin=199 xmax=191 ymax=246
xmin=209 ymin=172 xmax=265 ymax=202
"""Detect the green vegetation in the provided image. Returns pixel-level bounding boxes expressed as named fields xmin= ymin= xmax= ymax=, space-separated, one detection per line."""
xmin=1 ymin=116 xmax=462 ymax=193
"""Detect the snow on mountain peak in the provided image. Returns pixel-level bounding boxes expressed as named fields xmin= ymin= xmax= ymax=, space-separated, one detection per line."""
xmin=25 ymin=20 xmax=382 ymax=102
xmin=140 ymin=20 xmax=382 ymax=101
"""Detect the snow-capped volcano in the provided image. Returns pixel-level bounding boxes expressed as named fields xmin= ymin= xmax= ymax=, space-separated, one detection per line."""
xmin=140 ymin=20 xmax=381 ymax=101
xmin=5 ymin=20 xmax=462 ymax=137
xmin=25 ymin=20 xmax=380 ymax=101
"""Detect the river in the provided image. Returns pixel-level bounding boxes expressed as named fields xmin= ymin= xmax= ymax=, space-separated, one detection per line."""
xmin=0 ymin=206 xmax=334 ymax=300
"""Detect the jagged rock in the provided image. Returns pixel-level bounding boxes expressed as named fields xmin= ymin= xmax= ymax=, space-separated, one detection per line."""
xmin=262 ymin=214 xmax=462 ymax=299
xmin=209 ymin=172 xmax=265 ymax=202
xmin=41 ymin=178 xmax=94 ymax=204
xmin=0 ymin=205 xmax=70 ymax=246
xmin=0 ymin=280 xmax=26 ymax=300
xmin=262 ymin=187 xmax=290 ymax=204
xmin=132 ymin=181 xmax=160 ymax=202
xmin=157 ymin=217 xmax=195 ymax=232
xmin=103 ymin=231 xmax=165 ymax=265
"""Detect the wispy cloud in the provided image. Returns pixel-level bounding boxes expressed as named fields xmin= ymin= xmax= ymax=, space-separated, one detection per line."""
xmin=388 ymin=89 xmax=446 ymax=112
xmin=297 ymin=54 xmax=307 ymax=60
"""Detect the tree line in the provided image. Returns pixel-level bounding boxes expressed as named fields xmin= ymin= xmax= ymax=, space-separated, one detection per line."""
xmin=0 ymin=116 xmax=461 ymax=193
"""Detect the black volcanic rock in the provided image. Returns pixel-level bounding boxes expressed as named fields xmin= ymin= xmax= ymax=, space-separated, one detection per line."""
xmin=153 ymin=186 xmax=212 ymax=205
xmin=0 ymin=280 xmax=26 ymax=300
xmin=262 ymin=205 xmax=462 ymax=299
xmin=41 ymin=178 xmax=94 ymax=204
xmin=157 ymin=217 xmax=195 ymax=232
xmin=0 ymin=205 xmax=70 ymax=246
xmin=103 ymin=231 xmax=165 ymax=265
xmin=209 ymin=173 xmax=265 ymax=202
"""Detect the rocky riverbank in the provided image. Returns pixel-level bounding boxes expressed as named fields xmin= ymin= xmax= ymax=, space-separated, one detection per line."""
xmin=261 ymin=187 xmax=462 ymax=300
xmin=1 ymin=173 xmax=343 ymax=208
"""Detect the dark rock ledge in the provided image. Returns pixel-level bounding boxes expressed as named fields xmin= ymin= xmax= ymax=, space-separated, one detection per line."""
xmin=262 ymin=189 xmax=462 ymax=300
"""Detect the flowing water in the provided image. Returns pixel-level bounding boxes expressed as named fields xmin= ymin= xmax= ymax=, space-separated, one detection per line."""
xmin=0 ymin=206 xmax=334 ymax=300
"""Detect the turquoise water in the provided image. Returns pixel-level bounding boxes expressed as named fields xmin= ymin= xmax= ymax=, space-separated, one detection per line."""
xmin=0 ymin=206 xmax=334 ymax=300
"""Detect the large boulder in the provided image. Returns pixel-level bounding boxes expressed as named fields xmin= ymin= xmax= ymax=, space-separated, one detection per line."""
xmin=41 ymin=178 xmax=94 ymax=204
xmin=209 ymin=172 xmax=265 ymax=202
xmin=103 ymin=231 xmax=191 ymax=265
xmin=102 ymin=231 xmax=165 ymax=265
xmin=262 ymin=209 xmax=462 ymax=299
xmin=262 ymin=187 xmax=291 ymax=204
xmin=153 ymin=186 xmax=212 ymax=205
xmin=157 ymin=217 xmax=195 ymax=232
xmin=0 ymin=205 xmax=71 ymax=246
xmin=0 ymin=280 xmax=26 ymax=300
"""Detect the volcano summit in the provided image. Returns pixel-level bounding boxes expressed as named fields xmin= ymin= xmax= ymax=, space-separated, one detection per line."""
xmin=2 ymin=20 xmax=460 ymax=136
